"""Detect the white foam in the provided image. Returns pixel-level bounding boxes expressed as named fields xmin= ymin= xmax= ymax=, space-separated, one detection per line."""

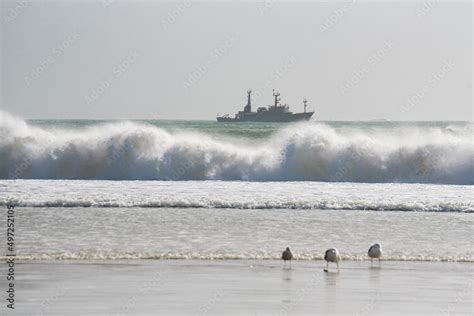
xmin=1 ymin=110 xmax=473 ymax=184
xmin=1 ymin=197 xmax=472 ymax=212
xmin=2 ymin=180 xmax=473 ymax=212
xmin=2 ymin=252 xmax=472 ymax=262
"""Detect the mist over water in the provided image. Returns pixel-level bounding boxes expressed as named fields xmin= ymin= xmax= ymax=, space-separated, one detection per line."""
xmin=0 ymin=111 xmax=472 ymax=184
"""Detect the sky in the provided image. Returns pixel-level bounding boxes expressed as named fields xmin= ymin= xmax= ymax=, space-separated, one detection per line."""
xmin=0 ymin=0 xmax=472 ymax=120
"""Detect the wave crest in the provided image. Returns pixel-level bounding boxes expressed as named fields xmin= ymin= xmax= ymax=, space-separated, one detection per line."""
xmin=1 ymin=111 xmax=472 ymax=184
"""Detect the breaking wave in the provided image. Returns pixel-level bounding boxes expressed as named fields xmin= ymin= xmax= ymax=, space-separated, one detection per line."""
xmin=1 ymin=111 xmax=472 ymax=184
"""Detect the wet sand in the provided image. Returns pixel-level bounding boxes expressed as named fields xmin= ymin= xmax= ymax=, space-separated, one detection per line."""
xmin=7 ymin=260 xmax=473 ymax=315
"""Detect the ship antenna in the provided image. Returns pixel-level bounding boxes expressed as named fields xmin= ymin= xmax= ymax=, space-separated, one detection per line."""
xmin=273 ymin=89 xmax=280 ymax=107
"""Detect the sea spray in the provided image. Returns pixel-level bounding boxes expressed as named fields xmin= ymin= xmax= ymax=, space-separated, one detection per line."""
xmin=0 ymin=111 xmax=472 ymax=184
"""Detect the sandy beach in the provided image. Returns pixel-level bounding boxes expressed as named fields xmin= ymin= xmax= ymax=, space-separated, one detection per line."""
xmin=7 ymin=260 xmax=472 ymax=315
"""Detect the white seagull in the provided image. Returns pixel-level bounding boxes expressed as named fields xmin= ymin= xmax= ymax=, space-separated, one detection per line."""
xmin=282 ymin=247 xmax=293 ymax=268
xmin=368 ymin=243 xmax=383 ymax=263
xmin=324 ymin=248 xmax=341 ymax=271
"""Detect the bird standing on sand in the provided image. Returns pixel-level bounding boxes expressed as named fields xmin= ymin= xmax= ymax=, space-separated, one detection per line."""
xmin=368 ymin=243 xmax=383 ymax=263
xmin=324 ymin=248 xmax=341 ymax=271
xmin=282 ymin=247 xmax=293 ymax=267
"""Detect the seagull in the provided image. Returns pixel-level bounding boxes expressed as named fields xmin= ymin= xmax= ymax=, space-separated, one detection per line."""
xmin=282 ymin=247 xmax=293 ymax=268
xmin=324 ymin=248 xmax=341 ymax=271
xmin=368 ymin=243 xmax=383 ymax=263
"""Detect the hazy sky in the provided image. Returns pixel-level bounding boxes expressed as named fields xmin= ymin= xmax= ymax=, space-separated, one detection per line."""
xmin=1 ymin=1 xmax=472 ymax=120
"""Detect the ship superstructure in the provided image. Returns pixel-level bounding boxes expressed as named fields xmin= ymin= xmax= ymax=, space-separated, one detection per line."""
xmin=217 ymin=90 xmax=314 ymax=122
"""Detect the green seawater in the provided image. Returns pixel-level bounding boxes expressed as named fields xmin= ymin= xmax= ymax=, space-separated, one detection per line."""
xmin=27 ymin=119 xmax=471 ymax=140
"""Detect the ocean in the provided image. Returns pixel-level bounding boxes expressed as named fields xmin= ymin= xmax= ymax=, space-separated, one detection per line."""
xmin=0 ymin=112 xmax=473 ymax=262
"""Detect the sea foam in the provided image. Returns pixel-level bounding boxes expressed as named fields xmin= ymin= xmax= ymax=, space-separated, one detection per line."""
xmin=1 ymin=111 xmax=472 ymax=184
xmin=2 ymin=251 xmax=472 ymax=262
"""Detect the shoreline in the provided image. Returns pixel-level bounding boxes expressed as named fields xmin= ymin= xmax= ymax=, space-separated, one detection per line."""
xmin=7 ymin=257 xmax=474 ymax=263
xmin=6 ymin=259 xmax=473 ymax=315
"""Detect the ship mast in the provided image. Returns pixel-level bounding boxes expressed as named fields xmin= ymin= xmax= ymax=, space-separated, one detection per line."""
xmin=244 ymin=89 xmax=252 ymax=113
xmin=247 ymin=90 xmax=251 ymax=110
xmin=273 ymin=89 xmax=281 ymax=108
xmin=303 ymin=99 xmax=308 ymax=113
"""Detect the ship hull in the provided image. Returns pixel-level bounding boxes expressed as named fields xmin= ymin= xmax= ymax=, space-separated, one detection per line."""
xmin=217 ymin=112 xmax=314 ymax=123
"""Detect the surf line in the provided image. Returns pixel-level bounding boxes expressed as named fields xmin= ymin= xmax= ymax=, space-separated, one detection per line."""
xmin=5 ymin=204 xmax=16 ymax=310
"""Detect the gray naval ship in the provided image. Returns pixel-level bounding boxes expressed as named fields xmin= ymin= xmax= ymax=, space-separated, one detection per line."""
xmin=217 ymin=90 xmax=314 ymax=122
